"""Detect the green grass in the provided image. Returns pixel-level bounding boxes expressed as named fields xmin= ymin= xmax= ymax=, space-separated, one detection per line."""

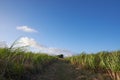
xmin=65 ymin=51 xmax=120 ymax=80
xmin=0 ymin=44 xmax=120 ymax=80
xmin=0 ymin=48 xmax=57 ymax=80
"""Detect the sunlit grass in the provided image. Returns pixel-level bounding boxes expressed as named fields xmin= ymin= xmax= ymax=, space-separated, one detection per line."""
xmin=0 ymin=39 xmax=120 ymax=80
xmin=0 ymin=48 xmax=57 ymax=80
xmin=66 ymin=51 xmax=120 ymax=80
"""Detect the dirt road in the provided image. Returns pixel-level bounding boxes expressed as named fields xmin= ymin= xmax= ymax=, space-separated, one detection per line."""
xmin=33 ymin=59 xmax=111 ymax=80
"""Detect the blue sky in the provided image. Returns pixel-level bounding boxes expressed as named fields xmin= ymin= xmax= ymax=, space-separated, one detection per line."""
xmin=0 ymin=0 xmax=120 ymax=55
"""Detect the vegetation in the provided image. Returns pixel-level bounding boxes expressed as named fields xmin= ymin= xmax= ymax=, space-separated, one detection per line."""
xmin=0 ymin=48 xmax=57 ymax=80
xmin=0 ymin=41 xmax=120 ymax=80
xmin=57 ymin=54 xmax=64 ymax=58
xmin=65 ymin=51 xmax=120 ymax=80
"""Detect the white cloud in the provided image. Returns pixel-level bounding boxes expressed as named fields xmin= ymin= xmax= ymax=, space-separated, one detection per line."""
xmin=16 ymin=26 xmax=37 ymax=33
xmin=17 ymin=37 xmax=73 ymax=57
xmin=0 ymin=41 xmax=7 ymax=48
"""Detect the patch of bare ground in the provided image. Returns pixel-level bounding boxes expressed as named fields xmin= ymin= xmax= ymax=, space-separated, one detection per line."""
xmin=32 ymin=59 xmax=112 ymax=80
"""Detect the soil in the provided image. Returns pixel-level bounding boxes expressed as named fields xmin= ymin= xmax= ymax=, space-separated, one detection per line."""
xmin=32 ymin=59 xmax=112 ymax=80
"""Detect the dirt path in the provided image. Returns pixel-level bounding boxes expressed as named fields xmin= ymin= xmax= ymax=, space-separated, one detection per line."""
xmin=33 ymin=59 xmax=111 ymax=80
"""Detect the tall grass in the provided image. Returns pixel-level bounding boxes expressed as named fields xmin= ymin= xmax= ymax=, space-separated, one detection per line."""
xmin=0 ymin=48 xmax=57 ymax=80
xmin=66 ymin=51 xmax=120 ymax=80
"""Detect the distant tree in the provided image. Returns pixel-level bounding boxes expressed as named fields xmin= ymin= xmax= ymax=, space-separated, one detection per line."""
xmin=57 ymin=54 xmax=64 ymax=58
